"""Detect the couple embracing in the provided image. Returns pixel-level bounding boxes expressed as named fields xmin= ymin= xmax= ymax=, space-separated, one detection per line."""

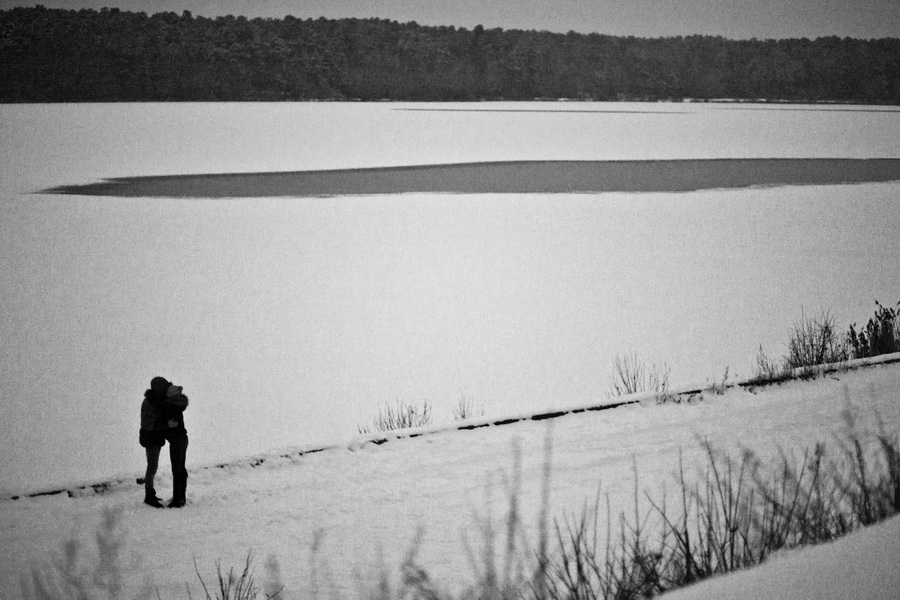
xmin=140 ymin=376 xmax=189 ymax=508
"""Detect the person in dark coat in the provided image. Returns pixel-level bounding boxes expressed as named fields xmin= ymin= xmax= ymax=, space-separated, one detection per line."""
xmin=140 ymin=376 xmax=190 ymax=508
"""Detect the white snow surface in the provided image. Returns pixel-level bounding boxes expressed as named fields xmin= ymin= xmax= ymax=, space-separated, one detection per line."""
xmin=659 ymin=513 xmax=900 ymax=600
xmin=1 ymin=362 xmax=899 ymax=599
xmin=3 ymin=102 xmax=900 ymax=494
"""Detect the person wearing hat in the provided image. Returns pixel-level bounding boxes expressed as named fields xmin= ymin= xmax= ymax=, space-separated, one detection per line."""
xmin=140 ymin=376 xmax=190 ymax=508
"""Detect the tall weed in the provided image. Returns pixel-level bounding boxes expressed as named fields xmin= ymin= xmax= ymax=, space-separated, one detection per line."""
xmin=786 ymin=308 xmax=847 ymax=369
xmin=193 ymin=553 xmax=284 ymax=600
xmin=358 ymin=399 xmax=433 ymax=434
xmin=19 ymin=508 xmax=151 ymax=600
xmin=848 ymin=300 xmax=900 ymax=359
xmin=453 ymin=394 xmax=485 ymax=421
xmin=607 ymin=353 xmax=674 ymax=404
xmin=541 ymin=394 xmax=899 ymax=599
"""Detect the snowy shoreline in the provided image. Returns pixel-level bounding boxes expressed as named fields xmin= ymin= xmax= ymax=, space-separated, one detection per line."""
xmin=6 ymin=352 xmax=899 ymax=502
xmin=2 ymin=359 xmax=898 ymax=598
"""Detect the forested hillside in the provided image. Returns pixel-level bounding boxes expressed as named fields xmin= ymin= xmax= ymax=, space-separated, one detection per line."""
xmin=2 ymin=6 xmax=899 ymax=103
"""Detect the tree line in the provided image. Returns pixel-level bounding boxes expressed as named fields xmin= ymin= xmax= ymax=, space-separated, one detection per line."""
xmin=2 ymin=5 xmax=898 ymax=103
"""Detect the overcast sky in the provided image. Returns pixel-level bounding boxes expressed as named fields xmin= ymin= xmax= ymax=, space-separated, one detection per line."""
xmin=1 ymin=0 xmax=898 ymax=39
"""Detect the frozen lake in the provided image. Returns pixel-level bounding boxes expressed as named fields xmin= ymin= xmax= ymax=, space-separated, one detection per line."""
xmin=1 ymin=102 xmax=899 ymax=493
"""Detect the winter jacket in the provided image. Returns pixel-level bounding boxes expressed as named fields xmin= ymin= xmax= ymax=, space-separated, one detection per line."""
xmin=139 ymin=389 xmax=189 ymax=447
xmin=161 ymin=393 xmax=189 ymax=435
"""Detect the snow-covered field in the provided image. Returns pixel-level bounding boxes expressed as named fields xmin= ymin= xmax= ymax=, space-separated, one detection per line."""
xmin=3 ymin=102 xmax=900 ymax=494
xmin=1 ymin=360 xmax=898 ymax=599
xmin=2 ymin=102 xmax=899 ymax=598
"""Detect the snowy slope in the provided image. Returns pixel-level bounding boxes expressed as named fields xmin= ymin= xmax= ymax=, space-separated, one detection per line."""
xmin=660 ymin=513 xmax=900 ymax=600
xmin=1 ymin=361 xmax=898 ymax=599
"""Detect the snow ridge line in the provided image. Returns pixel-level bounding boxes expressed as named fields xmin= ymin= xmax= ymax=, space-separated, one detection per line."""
xmin=5 ymin=352 xmax=899 ymax=502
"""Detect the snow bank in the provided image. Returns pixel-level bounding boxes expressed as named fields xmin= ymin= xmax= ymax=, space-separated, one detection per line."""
xmin=661 ymin=514 xmax=900 ymax=600
xmin=1 ymin=361 xmax=898 ymax=598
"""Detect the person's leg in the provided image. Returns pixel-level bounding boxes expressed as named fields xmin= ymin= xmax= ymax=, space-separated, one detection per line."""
xmin=168 ymin=433 xmax=189 ymax=507
xmin=144 ymin=445 xmax=163 ymax=507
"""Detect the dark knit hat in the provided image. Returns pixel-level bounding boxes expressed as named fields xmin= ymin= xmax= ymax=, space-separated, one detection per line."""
xmin=150 ymin=376 xmax=172 ymax=394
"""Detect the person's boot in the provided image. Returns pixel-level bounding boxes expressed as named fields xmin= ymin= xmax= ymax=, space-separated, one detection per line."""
xmin=168 ymin=473 xmax=187 ymax=508
xmin=144 ymin=488 xmax=164 ymax=508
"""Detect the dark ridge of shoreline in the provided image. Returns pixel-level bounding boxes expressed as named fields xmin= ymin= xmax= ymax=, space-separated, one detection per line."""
xmin=43 ymin=158 xmax=900 ymax=199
